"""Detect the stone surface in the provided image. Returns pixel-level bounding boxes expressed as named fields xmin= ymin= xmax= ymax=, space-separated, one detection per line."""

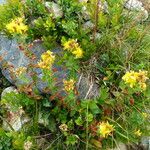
xmin=140 ymin=0 xmax=150 ymax=12
xmin=1 ymin=86 xmax=18 ymax=98
xmin=0 ymin=35 xmax=66 ymax=93
xmin=0 ymin=35 xmax=99 ymax=99
xmin=125 ymin=0 xmax=149 ymax=21
xmin=125 ymin=0 xmax=143 ymax=10
xmin=45 ymin=2 xmax=63 ymax=18
xmin=109 ymin=142 xmax=127 ymax=150
xmin=1 ymin=86 xmax=29 ymax=131
xmin=140 ymin=137 xmax=150 ymax=150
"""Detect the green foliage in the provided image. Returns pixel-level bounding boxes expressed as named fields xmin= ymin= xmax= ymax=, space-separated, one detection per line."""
xmin=23 ymin=0 xmax=46 ymax=19
xmin=0 ymin=0 xmax=23 ymax=31
xmin=0 ymin=0 xmax=150 ymax=149
xmin=0 ymin=128 xmax=12 ymax=150
xmin=1 ymin=91 xmax=34 ymax=112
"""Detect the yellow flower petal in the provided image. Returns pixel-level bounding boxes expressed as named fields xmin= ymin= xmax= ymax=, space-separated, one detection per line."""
xmin=98 ymin=121 xmax=114 ymax=138
xmin=63 ymin=79 xmax=76 ymax=92
xmin=72 ymin=47 xmax=83 ymax=58
xmin=134 ymin=129 xmax=142 ymax=136
xmin=38 ymin=50 xmax=55 ymax=70
xmin=6 ymin=17 xmax=28 ymax=35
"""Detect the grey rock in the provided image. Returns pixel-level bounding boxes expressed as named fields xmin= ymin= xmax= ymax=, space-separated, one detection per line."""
xmin=0 ymin=35 xmax=99 ymax=99
xmin=0 ymin=36 xmax=46 ymax=90
xmin=140 ymin=137 xmax=150 ymax=150
xmin=1 ymin=86 xmax=30 ymax=131
xmin=99 ymin=1 xmax=108 ymax=13
xmin=125 ymin=0 xmax=143 ymax=10
xmin=45 ymin=2 xmax=63 ymax=18
xmin=109 ymin=142 xmax=127 ymax=150
xmin=1 ymin=86 xmax=18 ymax=98
xmin=77 ymin=76 xmax=99 ymax=99
xmin=81 ymin=6 xmax=91 ymax=21
xmin=83 ymin=21 xmax=94 ymax=30
xmin=125 ymin=0 xmax=149 ymax=21
xmin=81 ymin=1 xmax=108 ymax=21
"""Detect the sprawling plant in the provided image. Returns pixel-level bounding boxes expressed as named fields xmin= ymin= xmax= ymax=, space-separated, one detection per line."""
xmin=0 ymin=0 xmax=149 ymax=149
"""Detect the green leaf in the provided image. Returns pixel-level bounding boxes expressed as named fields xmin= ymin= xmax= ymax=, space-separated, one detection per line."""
xmin=99 ymin=86 xmax=109 ymax=101
xmin=48 ymin=117 xmax=57 ymax=132
xmin=42 ymin=99 xmax=51 ymax=107
xmin=66 ymin=134 xmax=78 ymax=146
xmin=0 ymin=128 xmax=6 ymax=137
xmin=75 ymin=116 xmax=84 ymax=126
xmin=86 ymin=114 xmax=94 ymax=122
xmin=67 ymin=120 xmax=74 ymax=130
xmin=89 ymin=101 xmax=101 ymax=115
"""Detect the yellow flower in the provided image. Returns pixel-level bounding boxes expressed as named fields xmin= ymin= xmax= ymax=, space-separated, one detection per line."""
xmin=137 ymin=70 xmax=148 ymax=83
xmin=63 ymin=79 xmax=76 ymax=92
xmin=59 ymin=124 xmax=68 ymax=132
xmin=62 ymin=39 xmax=84 ymax=58
xmin=134 ymin=129 xmax=142 ymax=136
xmin=6 ymin=21 xmax=16 ymax=33
xmin=24 ymin=141 xmax=32 ymax=150
xmin=139 ymin=82 xmax=147 ymax=90
xmin=6 ymin=17 xmax=28 ymax=34
xmin=63 ymin=39 xmax=79 ymax=51
xmin=15 ymin=17 xmax=23 ymax=23
xmin=15 ymin=67 xmax=27 ymax=77
xmin=103 ymin=77 xmax=108 ymax=81
xmin=98 ymin=121 xmax=114 ymax=138
xmin=41 ymin=50 xmax=55 ymax=63
xmin=38 ymin=61 xmax=50 ymax=70
xmin=16 ymin=23 xmax=28 ymax=34
xmin=122 ymin=71 xmax=138 ymax=88
xmin=72 ymin=47 xmax=83 ymax=58
xmin=142 ymin=112 xmax=148 ymax=118
xmin=122 ymin=70 xmax=149 ymax=89
xmin=38 ymin=50 xmax=55 ymax=69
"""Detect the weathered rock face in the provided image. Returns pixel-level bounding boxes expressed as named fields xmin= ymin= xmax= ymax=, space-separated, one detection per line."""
xmin=140 ymin=137 xmax=150 ymax=150
xmin=109 ymin=143 xmax=127 ymax=150
xmin=124 ymin=0 xmax=149 ymax=21
xmin=0 ymin=35 xmax=99 ymax=99
xmin=1 ymin=86 xmax=30 ymax=131
xmin=0 ymin=36 xmax=41 ymax=90
xmin=45 ymin=2 xmax=63 ymax=18
xmin=140 ymin=0 xmax=150 ymax=12
xmin=0 ymin=36 xmax=65 ymax=93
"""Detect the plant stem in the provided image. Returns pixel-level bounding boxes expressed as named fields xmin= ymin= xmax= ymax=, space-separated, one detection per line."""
xmin=34 ymin=100 xmax=39 ymax=134
xmin=45 ymin=134 xmax=63 ymax=150
xmin=86 ymin=103 xmax=89 ymax=150
xmin=93 ymin=0 xmax=100 ymax=43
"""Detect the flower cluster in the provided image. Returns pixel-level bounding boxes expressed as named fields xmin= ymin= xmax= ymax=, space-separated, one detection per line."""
xmin=59 ymin=124 xmax=68 ymax=132
xmin=122 ymin=70 xmax=149 ymax=90
xmin=134 ymin=129 xmax=142 ymax=136
xmin=15 ymin=67 xmax=27 ymax=77
xmin=63 ymin=39 xmax=83 ymax=58
xmin=6 ymin=17 xmax=28 ymax=34
xmin=142 ymin=112 xmax=148 ymax=118
xmin=24 ymin=141 xmax=32 ymax=150
xmin=38 ymin=50 xmax=55 ymax=70
xmin=63 ymin=79 xmax=76 ymax=92
xmin=98 ymin=121 xmax=114 ymax=138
